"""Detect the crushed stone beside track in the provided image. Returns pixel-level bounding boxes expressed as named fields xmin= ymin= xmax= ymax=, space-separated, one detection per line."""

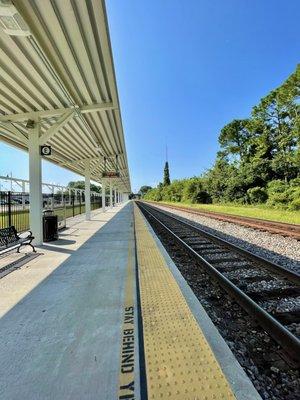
xmin=151 ymin=203 xmax=300 ymax=274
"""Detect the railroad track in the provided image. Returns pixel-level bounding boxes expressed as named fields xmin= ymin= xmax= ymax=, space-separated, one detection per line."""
xmin=137 ymin=201 xmax=300 ymax=363
xmin=144 ymin=201 xmax=300 ymax=240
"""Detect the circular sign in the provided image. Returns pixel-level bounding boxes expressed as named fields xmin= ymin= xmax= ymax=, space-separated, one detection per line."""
xmin=40 ymin=145 xmax=51 ymax=156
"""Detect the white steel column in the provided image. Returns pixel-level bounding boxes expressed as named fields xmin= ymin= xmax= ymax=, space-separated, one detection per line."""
xmin=113 ymin=187 xmax=116 ymax=206
xmin=123 ymin=193 xmax=129 ymax=202
xmin=109 ymin=179 xmax=113 ymax=208
xmin=101 ymin=180 xmax=106 ymax=212
xmin=84 ymin=161 xmax=91 ymax=220
xmin=28 ymin=121 xmax=43 ymax=245
xmin=22 ymin=181 xmax=26 ymax=210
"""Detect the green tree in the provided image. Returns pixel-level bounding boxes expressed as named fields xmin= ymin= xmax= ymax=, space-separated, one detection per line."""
xmin=182 ymin=177 xmax=211 ymax=204
xmin=146 ymin=65 xmax=300 ymax=209
xmin=68 ymin=180 xmax=101 ymax=193
xmin=139 ymin=185 xmax=152 ymax=196
xmin=163 ymin=162 xmax=171 ymax=186
xmin=252 ymin=66 xmax=300 ymax=182
xmin=219 ymin=119 xmax=251 ymax=162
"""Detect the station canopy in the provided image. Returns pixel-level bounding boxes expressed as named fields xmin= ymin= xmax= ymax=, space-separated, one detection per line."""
xmin=0 ymin=0 xmax=131 ymax=192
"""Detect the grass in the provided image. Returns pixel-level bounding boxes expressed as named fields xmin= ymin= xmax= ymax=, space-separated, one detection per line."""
xmin=152 ymin=201 xmax=300 ymax=225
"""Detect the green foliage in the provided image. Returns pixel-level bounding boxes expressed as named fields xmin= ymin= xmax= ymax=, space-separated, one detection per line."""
xmin=219 ymin=119 xmax=251 ymax=161
xmin=247 ymin=187 xmax=268 ymax=204
xmin=68 ymin=180 xmax=100 ymax=193
xmin=182 ymin=178 xmax=211 ymax=204
xmin=144 ymin=177 xmax=211 ymax=204
xmin=290 ymin=198 xmax=300 ymax=211
xmin=144 ymin=65 xmax=300 ymax=210
xmin=139 ymin=185 xmax=152 ymax=196
xmin=266 ymin=179 xmax=300 ymax=209
xmin=163 ymin=162 xmax=171 ymax=186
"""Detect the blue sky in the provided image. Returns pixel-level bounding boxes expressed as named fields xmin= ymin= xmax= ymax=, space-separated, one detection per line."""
xmin=0 ymin=0 xmax=299 ymax=192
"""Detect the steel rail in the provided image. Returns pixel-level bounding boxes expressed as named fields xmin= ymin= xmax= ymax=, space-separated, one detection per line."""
xmin=141 ymin=202 xmax=300 ymax=283
xmin=144 ymin=201 xmax=300 ymax=240
xmin=137 ymin=201 xmax=300 ymax=363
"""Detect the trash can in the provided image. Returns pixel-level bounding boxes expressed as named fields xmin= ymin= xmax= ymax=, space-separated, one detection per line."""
xmin=43 ymin=210 xmax=58 ymax=242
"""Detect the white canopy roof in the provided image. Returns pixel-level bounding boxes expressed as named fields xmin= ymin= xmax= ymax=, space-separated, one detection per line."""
xmin=0 ymin=0 xmax=131 ymax=192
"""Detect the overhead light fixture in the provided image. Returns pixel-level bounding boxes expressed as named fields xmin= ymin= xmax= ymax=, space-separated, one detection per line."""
xmin=0 ymin=0 xmax=30 ymax=36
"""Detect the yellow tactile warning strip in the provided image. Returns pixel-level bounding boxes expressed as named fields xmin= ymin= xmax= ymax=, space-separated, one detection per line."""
xmin=134 ymin=205 xmax=236 ymax=400
xmin=118 ymin=244 xmax=136 ymax=400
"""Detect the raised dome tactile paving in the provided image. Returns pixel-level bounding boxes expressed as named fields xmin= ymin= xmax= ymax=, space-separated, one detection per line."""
xmin=134 ymin=204 xmax=236 ymax=400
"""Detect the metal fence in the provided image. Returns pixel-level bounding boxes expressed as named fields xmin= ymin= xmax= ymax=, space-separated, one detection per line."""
xmin=0 ymin=191 xmax=103 ymax=232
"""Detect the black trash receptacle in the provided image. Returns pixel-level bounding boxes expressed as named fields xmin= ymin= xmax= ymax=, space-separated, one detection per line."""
xmin=43 ymin=210 xmax=58 ymax=242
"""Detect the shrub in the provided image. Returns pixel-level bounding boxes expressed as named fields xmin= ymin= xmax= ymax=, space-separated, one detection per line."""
xmin=267 ymin=180 xmax=290 ymax=208
xmin=182 ymin=178 xmax=211 ymax=204
xmin=290 ymin=178 xmax=300 ymax=187
xmin=288 ymin=186 xmax=300 ymax=210
xmin=247 ymin=187 xmax=268 ymax=204
xmin=267 ymin=179 xmax=287 ymax=192
xmin=289 ymin=198 xmax=300 ymax=211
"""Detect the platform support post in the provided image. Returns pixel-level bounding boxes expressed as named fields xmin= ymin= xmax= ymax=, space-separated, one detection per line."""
xmin=22 ymin=181 xmax=26 ymax=210
xmin=109 ymin=179 xmax=113 ymax=208
xmin=123 ymin=193 xmax=129 ymax=202
xmin=113 ymin=187 xmax=116 ymax=206
xmin=101 ymin=179 xmax=106 ymax=212
xmin=84 ymin=161 xmax=91 ymax=221
xmin=28 ymin=120 xmax=43 ymax=245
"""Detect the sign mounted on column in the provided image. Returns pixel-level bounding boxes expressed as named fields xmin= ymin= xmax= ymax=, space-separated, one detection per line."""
xmin=40 ymin=145 xmax=52 ymax=156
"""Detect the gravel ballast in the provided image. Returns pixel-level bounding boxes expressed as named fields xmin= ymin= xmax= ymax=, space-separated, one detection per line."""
xmin=150 ymin=203 xmax=300 ymax=274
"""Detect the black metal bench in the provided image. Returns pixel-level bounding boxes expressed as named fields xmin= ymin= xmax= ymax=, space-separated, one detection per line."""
xmin=0 ymin=226 xmax=36 ymax=255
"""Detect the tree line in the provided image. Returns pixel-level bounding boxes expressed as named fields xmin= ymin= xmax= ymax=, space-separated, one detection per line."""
xmin=143 ymin=65 xmax=300 ymax=210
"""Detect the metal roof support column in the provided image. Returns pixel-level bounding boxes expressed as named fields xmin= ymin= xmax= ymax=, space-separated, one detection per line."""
xmin=101 ymin=180 xmax=106 ymax=212
xmin=113 ymin=187 xmax=116 ymax=207
xmin=123 ymin=193 xmax=129 ymax=202
xmin=109 ymin=179 xmax=113 ymax=209
xmin=28 ymin=121 xmax=43 ymax=245
xmin=84 ymin=161 xmax=91 ymax=221
xmin=22 ymin=181 xmax=26 ymax=210
xmin=51 ymin=185 xmax=54 ymax=210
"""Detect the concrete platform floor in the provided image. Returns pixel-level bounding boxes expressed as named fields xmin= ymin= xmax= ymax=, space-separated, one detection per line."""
xmin=0 ymin=202 xmax=136 ymax=400
xmin=0 ymin=201 xmax=260 ymax=400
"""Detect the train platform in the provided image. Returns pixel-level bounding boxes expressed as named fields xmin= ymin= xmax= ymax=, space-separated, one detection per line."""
xmin=0 ymin=202 xmax=261 ymax=400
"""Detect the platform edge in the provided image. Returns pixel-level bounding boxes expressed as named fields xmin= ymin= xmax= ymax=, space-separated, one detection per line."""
xmin=137 ymin=205 xmax=262 ymax=400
